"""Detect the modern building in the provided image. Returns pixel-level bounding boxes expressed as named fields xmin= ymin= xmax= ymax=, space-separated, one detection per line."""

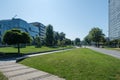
xmin=0 ymin=18 xmax=46 ymax=45
xmin=109 ymin=0 xmax=120 ymax=40
xmin=30 ymin=22 xmax=46 ymax=40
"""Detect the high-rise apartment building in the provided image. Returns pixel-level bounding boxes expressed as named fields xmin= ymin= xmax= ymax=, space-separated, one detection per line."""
xmin=109 ymin=0 xmax=120 ymax=40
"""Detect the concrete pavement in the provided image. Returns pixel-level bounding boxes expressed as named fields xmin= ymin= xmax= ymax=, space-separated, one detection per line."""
xmin=0 ymin=62 xmax=65 ymax=80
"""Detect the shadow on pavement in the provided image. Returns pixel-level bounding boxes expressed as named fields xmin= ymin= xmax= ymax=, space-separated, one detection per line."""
xmin=0 ymin=53 xmax=24 ymax=61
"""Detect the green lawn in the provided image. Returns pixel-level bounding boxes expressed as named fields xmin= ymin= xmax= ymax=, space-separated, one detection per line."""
xmin=0 ymin=46 xmax=73 ymax=54
xmin=0 ymin=72 xmax=8 ymax=80
xmin=20 ymin=48 xmax=120 ymax=80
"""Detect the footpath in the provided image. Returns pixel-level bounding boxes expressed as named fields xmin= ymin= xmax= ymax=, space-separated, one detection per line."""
xmin=87 ymin=46 xmax=120 ymax=59
xmin=0 ymin=49 xmax=73 ymax=80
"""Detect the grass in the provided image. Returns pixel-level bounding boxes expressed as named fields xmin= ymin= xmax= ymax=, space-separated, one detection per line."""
xmin=0 ymin=46 xmax=73 ymax=54
xmin=19 ymin=48 xmax=120 ymax=80
xmin=0 ymin=72 xmax=8 ymax=80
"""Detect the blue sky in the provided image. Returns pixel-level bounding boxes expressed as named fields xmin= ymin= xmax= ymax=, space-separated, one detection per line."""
xmin=0 ymin=0 xmax=108 ymax=40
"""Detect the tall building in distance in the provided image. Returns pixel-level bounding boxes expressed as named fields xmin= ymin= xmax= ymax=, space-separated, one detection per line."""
xmin=0 ymin=18 xmax=46 ymax=45
xmin=109 ymin=0 xmax=120 ymax=40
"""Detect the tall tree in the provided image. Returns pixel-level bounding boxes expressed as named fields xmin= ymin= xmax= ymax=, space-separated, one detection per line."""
xmin=84 ymin=35 xmax=91 ymax=45
xmin=53 ymin=31 xmax=60 ymax=46
xmin=34 ymin=36 xmax=41 ymax=48
xmin=3 ymin=29 xmax=31 ymax=54
xmin=59 ymin=32 xmax=66 ymax=46
xmin=59 ymin=32 xmax=65 ymax=41
xmin=74 ymin=38 xmax=81 ymax=46
xmin=45 ymin=24 xmax=54 ymax=46
xmin=89 ymin=27 xmax=105 ymax=47
xmin=65 ymin=38 xmax=72 ymax=45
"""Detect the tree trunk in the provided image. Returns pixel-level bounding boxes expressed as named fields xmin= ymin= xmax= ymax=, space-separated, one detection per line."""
xmin=98 ymin=42 xmax=99 ymax=48
xmin=17 ymin=43 xmax=20 ymax=54
xmin=96 ymin=42 xmax=98 ymax=47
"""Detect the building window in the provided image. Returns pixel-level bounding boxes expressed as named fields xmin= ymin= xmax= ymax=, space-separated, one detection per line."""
xmin=109 ymin=0 xmax=110 ymax=3
xmin=29 ymin=27 xmax=31 ymax=31
xmin=0 ymin=24 xmax=2 ymax=29
xmin=0 ymin=37 xmax=1 ymax=43
xmin=0 ymin=31 xmax=1 ymax=35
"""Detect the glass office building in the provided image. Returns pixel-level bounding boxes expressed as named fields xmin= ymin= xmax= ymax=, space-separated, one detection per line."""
xmin=0 ymin=18 xmax=46 ymax=45
xmin=30 ymin=22 xmax=46 ymax=40
xmin=109 ymin=0 xmax=120 ymax=40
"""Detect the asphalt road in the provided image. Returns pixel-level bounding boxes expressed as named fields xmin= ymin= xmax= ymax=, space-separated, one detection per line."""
xmin=87 ymin=46 xmax=120 ymax=59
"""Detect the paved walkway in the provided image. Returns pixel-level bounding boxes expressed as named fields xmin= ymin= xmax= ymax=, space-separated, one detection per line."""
xmin=87 ymin=46 xmax=120 ymax=59
xmin=0 ymin=49 xmax=72 ymax=80
xmin=0 ymin=63 xmax=65 ymax=80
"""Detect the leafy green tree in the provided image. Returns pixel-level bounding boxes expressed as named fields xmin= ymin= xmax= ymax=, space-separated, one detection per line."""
xmin=117 ymin=39 xmax=120 ymax=48
xmin=59 ymin=32 xmax=65 ymax=41
xmin=110 ymin=39 xmax=119 ymax=48
xmin=65 ymin=38 xmax=72 ymax=45
xmin=74 ymin=38 xmax=81 ymax=46
xmin=89 ymin=27 xmax=105 ymax=47
xmin=71 ymin=40 xmax=74 ymax=45
xmin=45 ymin=24 xmax=54 ymax=46
xmin=60 ymin=39 xmax=66 ymax=47
xmin=100 ymin=36 xmax=106 ymax=47
xmin=58 ymin=32 xmax=66 ymax=46
xmin=57 ymin=40 xmax=61 ymax=46
xmin=84 ymin=35 xmax=91 ymax=45
xmin=34 ymin=36 xmax=41 ymax=48
xmin=53 ymin=31 xmax=60 ymax=46
xmin=3 ymin=29 xmax=31 ymax=54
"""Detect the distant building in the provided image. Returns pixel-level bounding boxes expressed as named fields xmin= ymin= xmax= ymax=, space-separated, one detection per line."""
xmin=109 ymin=0 xmax=120 ymax=40
xmin=0 ymin=18 xmax=46 ymax=45
xmin=30 ymin=22 xmax=46 ymax=40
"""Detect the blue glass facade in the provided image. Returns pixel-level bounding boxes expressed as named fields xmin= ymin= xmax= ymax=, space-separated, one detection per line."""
xmin=0 ymin=18 xmax=46 ymax=45
xmin=30 ymin=22 xmax=46 ymax=39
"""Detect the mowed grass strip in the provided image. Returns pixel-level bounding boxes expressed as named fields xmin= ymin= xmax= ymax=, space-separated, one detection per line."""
xmin=20 ymin=48 xmax=120 ymax=80
xmin=0 ymin=72 xmax=8 ymax=80
xmin=0 ymin=46 xmax=73 ymax=54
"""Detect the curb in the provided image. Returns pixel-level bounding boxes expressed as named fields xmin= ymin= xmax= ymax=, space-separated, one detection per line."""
xmin=16 ymin=48 xmax=74 ymax=63
xmin=16 ymin=55 xmax=29 ymax=63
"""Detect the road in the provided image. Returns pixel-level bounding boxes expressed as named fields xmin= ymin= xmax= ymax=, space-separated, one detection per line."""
xmin=87 ymin=46 xmax=120 ymax=59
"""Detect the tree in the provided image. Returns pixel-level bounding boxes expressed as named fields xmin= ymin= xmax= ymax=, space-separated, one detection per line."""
xmin=89 ymin=27 xmax=105 ymax=47
xmin=65 ymin=38 xmax=72 ymax=45
xmin=58 ymin=32 xmax=66 ymax=46
xmin=59 ymin=32 xmax=65 ymax=41
xmin=71 ymin=40 xmax=74 ymax=45
xmin=53 ymin=31 xmax=60 ymax=46
xmin=34 ymin=36 xmax=41 ymax=48
xmin=74 ymin=38 xmax=81 ymax=46
xmin=3 ymin=29 xmax=31 ymax=54
xmin=45 ymin=24 xmax=54 ymax=46
xmin=117 ymin=39 xmax=120 ymax=48
xmin=84 ymin=35 xmax=91 ymax=45
xmin=100 ymin=36 xmax=106 ymax=47
xmin=111 ymin=39 xmax=119 ymax=48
